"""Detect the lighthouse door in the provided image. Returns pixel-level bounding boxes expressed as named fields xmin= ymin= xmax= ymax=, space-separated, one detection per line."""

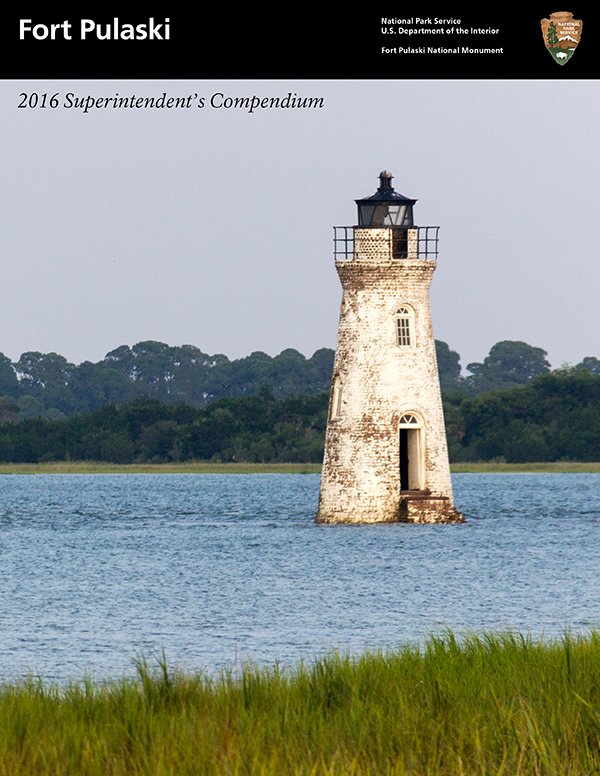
xmin=399 ymin=414 xmax=423 ymax=491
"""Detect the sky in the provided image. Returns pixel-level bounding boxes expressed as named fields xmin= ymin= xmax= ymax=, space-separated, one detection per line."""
xmin=1 ymin=78 xmax=599 ymax=372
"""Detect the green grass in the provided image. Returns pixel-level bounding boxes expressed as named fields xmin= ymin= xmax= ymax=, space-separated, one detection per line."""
xmin=0 ymin=461 xmax=322 ymax=475
xmin=450 ymin=461 xmax=600 ymax=473
xmin=4 ymin=632 xmax=600 ymax=774
xmin=2 ymin=460 xmax=600 ymax=475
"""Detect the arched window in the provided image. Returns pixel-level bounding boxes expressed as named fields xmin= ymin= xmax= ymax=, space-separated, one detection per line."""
xmin=330 ymin=376 xmax=343 ymax=420
xmin=395 ymin=305 xmax=414 ymax=348
xmin=399 ymin=413 xmax=422 ymax=428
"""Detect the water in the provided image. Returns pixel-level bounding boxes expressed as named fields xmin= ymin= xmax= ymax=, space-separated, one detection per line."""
xmin=1 ymin=472 xmax=600 ymax=682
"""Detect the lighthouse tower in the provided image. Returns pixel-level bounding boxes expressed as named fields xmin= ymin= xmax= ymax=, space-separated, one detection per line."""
xmin=316 ymin=171 xmax=463 ymax=524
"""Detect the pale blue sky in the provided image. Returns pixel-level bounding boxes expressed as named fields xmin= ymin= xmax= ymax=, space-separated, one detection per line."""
xmin=2 ymin=79 xmax=599 ymax=371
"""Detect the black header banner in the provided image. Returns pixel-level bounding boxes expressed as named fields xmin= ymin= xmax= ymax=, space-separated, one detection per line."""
xmin=2 ymin=6 xmax=597 ymax=79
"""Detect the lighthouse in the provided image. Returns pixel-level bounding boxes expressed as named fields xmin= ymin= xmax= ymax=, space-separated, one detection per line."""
xmin=316 ymin=171 xmax=463 ymax=524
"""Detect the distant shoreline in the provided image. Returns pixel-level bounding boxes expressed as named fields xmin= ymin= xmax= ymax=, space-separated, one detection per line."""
xmin=450 ymin=462 xmax=600 ymax=473
xmin=0 ymin=461 xmax=322 ymax=474
xmin=1 ymin=461 xmax=600 ymax=474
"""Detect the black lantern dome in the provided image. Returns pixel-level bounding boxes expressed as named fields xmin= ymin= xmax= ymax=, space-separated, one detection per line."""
xmin=355 ymin=171 xmax=417 ymax=227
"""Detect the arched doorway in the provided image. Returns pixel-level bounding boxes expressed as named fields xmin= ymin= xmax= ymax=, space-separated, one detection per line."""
xmin=399 ymin=413 xmax=424 ymax=491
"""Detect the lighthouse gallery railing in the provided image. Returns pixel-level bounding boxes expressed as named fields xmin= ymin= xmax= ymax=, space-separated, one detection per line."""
xmin=333 ymin=226 xmax=439 ymax=261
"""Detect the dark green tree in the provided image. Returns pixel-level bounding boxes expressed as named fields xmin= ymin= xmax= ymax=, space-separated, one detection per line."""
xmin=208 ymin=348 xmax=330 ymax=401
xmin=453 ymin=370 xmax=600 ymax=463
xmin=67 ymin=361 xmax=139 ymax=413
xmin=308 ymin=348 xmax=335 ymax=386
xmin=466 ymin=341 xmax=551 ymax=395
xmin=16 ymin=395 xmax=45 ymax=419
xmin=0 ymin=398 xmax=19 ymax=423
xmin=435 ymin=340 xmax=464 ymax=394
xmin=547 ymin=21 xmax=559 ymax=48
xmin=101 ymin=341 xmax=227 ymax=405
xmin=15 ymin=351 xmax=76 ymax=415
xmin=0 ymin=353 xmax=20 ymax=398
xmin=575 ymin=357 xmax=600 ymax=375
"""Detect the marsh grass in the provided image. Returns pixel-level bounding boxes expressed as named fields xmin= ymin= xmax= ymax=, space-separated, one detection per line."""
xmin=450 ymin=462 xmax=600 ymax=473
xmin=3 ymin=632 xmax=600 ymax=774
xmin=0 ymin=461 xmax=322 ymax=475
xmin=2 ymin=461 xmax=600 ymax=475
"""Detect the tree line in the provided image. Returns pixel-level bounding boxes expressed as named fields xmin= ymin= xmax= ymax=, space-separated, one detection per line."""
xmin=0 ymin=390 xmax=328 ymax=465
xmin=2 ymin=338 xmax=600 ymax=464
xmin=1 ymin=353 xmax=600 ymax=465
xmin=0 ymin=343 xmax=335 ymax=420
xmin=444 ymin=368 xmax=600 ymax=463
xmin=4 ymin=337 xmax=598 ymax=422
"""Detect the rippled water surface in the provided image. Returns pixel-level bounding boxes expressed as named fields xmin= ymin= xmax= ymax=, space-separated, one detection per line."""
xmin=1 ymin=472 xmax=600 ymax=681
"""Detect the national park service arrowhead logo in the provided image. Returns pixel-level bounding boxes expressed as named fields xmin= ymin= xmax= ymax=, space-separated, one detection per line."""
xmin=541 ymin=12 xmax=582 ymax=65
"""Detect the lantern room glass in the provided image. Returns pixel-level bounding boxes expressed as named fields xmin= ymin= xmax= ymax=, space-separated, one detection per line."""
xmin=357 ymin=202 xmax=413 ymax=227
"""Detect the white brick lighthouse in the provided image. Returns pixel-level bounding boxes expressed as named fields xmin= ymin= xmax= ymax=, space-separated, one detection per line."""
xmin=316 ymin=171 xmax=463 ymax=524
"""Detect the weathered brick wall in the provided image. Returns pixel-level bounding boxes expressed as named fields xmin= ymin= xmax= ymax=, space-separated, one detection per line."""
xmin=353 ymin=228 xmax=419 ymax=261
xmin=316 ymin=229 xmax=461 ymax=524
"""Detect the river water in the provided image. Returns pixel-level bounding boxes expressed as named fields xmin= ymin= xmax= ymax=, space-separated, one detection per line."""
xmin=0 ymin=472 xmax=599 ymax=682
